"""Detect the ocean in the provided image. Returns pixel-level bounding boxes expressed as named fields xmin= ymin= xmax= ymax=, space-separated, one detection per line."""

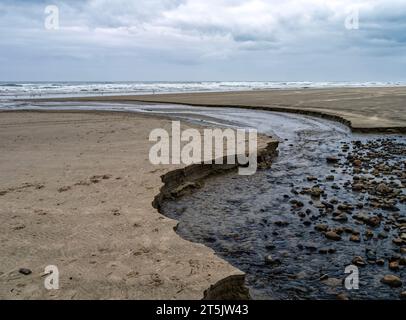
xmin=1 ymin=81 xmax=405 ymax=100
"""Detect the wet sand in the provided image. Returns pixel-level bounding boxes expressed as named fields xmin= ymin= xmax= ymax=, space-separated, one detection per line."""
xmin=38 ymin=87 xmax=406 ymax=132
xmin=0 ymin=111 xmax=276 ymax=299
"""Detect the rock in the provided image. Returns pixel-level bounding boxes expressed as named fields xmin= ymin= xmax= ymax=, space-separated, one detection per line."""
xmin=326 ymin=175 xmax=335 ymax=181
xmin=380 ymin=275 xmax=402 ymax=288
xmin=400 ymin=291 xmax=406 ymax=300
xmin=337 ymin=203 xmax=354 ymax=212
xmin=344 ymin=227 xmax=354 ymax=234
xmin=304 ymin=243 xmax=318 ymax=251
xmin=376 ymin=259 xmax=385 ymax=266
xmin=333 ymin=213 xmax=348 ymax=223
xmin=322 ymin=277 xmax=342 ymax=287
xmin=315 ymin=224 xmax=329 ymax=232
xmin=364 ymin=229 xmax=374 ymax=239
xmin=350 ymin=234 xmax=361 ymax=242
xmin=264 ymin=255 xmax=281 ymax=266
xmin=352 ymin=256 xmax=366 ymax=267
xmin=325 ymin=231 xmax=341 ymax=241
xmin=354 ymin=213 xmax=369 ymax=222
xmin=274 ymin=221 xmax=289 ymax=227
xmin=265 ymin=243 xmax=276 ymax=250
xmin=352 ymin=183 xmax=363 ymax=191
xmin=376 ymin=183 xmax=392 ymax=195
xmin=303 ymin=220 xmax=312 ymax=226
xmin=392 ymin=238 xmax=403 ymax=246
xmin=366 ymin=249 xmax=376 ymax=261
xmin=310 ymin=187 xmax=324 ymax=197
xmin=389 ymin=261 xmax=399 ymax=271
xmin=366 ymin=216 xmax=381 ymax=228
xmin=389 ymin=254 xmax=400 ymax=262
xmin=319 ymin=274 xmax=329 ymax=281
xmin=326 ymin=156 xmax=339 ymax=164
xmin=330 ymin=199 xmax=339 ymax=205
xmin=399 ymin=257 xmax=406 ymax=266
xmin=336 ymin=293 xmax=349 ymax=300
xmin=353 ymin=159 xmax=362 ymax=167
xmin=19 ymin=268 xmax=32 ymax=276
xmin=334 ymin=227 xmax=344 ymax=235
xmin=307 ymin=176 xmax=318 ymax=181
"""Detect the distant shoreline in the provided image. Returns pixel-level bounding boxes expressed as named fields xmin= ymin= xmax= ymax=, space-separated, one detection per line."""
xmin=26 ymin=86 xmax=406 ymax=133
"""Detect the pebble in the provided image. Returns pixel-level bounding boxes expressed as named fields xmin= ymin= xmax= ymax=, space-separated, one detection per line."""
xmin=310 ymin=187 xmax=324 ymax=197
xmin=333 ymin=213 xmax=348 ymax=222
xmin=366 ymin=216 xmax=381 ymax=228
xmin=350 ymin=235 xmax=360 ymax=242
xmin=376 ymin=183 xmax=392 ymax=195
xmin=274 ymin=221 xmax=289 ymax=227
xmin=392 ymin=238 xmax=403 ymax=246
xmin=353 ymin=159 xmax=362 ymax=167
xmin=326 ymin=156 xmax=339 ymax=164
xmin=319 ymin=274 xmax=329 ymax=281
xmin=352 ymin=256 xmax=366 ymax=267
xmin=389 ymin=261 xmax=399 ymax=271
xmin=315 ymin=224 xmax=329 ymax=232
xmin=376 ymin=259 xmax=385 ymax=266
xmin=336 ymin=293 xmax=349 ymax=300
xmin=265 ymin=255 xmax=281 ymax=266
xmin=380 ymin=275 xmax=402 ymax=288
xmin=325 ymin=231 xmax=341 ymax=241
xmin=19 ymin=268 xmax=32 ymax=276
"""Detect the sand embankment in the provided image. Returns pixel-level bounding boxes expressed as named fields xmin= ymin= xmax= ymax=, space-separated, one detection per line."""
xmin=42 ymin=87 xmax=406 ymax=132
xmin=0 ymin=111 xmax=277 ymax=299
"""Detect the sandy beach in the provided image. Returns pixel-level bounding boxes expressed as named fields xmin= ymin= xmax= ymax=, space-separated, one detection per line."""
xmin=0 ymin=110 xmax=276 ymax=300
xmin=1 ymin=88 xmax=405 ymax=300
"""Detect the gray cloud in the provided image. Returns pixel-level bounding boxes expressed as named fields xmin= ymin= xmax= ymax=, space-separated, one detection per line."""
xmin=0 ymin=0 xmax=405 ymax=81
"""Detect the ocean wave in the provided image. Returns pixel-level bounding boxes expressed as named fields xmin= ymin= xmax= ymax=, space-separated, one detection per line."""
xmin=0 ymin=81 xmax=404 ymax=100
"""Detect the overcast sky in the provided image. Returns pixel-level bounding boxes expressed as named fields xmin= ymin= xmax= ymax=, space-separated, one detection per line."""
xmin=0 ymin=0 xmax=405 ymax=81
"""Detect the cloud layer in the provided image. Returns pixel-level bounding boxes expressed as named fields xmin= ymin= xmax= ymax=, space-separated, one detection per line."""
xmin=1 ymin=0 xmax=405 ymax=81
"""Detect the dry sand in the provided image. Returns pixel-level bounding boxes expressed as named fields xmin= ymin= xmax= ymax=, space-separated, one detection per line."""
xmin=51 ymin=87 xmax=406 ymax=131
xmin=0 ymin=111 xmax=276 ymax=300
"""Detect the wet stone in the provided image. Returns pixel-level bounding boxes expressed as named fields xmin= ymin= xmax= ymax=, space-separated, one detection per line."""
xmin=19 ymin=268 xmax=32 ymax=276
xmin=380 ymin=275 xmax=402 ymax=288
xmin=325 ymin=231 xmax=341 ymax=241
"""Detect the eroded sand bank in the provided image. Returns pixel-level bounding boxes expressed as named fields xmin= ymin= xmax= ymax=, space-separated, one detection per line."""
xmin=0 ymin=111 xmax=277 ymax=299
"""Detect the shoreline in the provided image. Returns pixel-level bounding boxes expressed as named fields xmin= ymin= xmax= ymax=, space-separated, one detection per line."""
xmin=26 ymin=87 xmax=406 ymax=134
